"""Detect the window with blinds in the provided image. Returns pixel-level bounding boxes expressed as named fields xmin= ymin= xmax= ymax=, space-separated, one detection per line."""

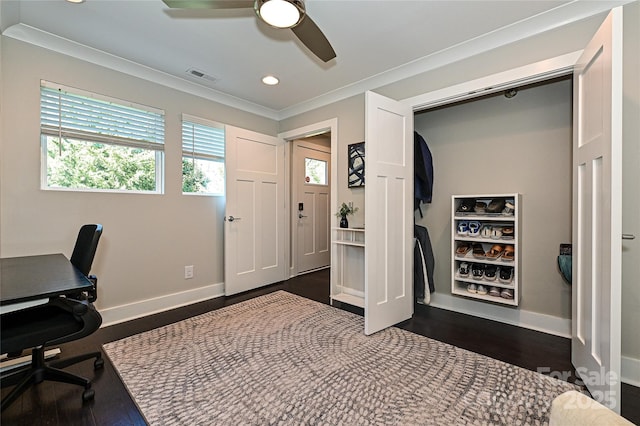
xmin=40 ymin=81 xmax=165 ymax=193
xmin=182 ymin=115 xmax=225 ymax=195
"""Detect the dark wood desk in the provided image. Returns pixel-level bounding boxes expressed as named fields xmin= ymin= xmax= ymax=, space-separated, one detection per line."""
xmin=0 ymin=254 xmax=92 ymax=307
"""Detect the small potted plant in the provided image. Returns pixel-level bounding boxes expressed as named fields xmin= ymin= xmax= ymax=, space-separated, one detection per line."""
xmin=336 ymin=202 xmax=358 ymax=228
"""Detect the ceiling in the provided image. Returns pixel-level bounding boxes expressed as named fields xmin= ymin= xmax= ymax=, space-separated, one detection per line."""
xmin=0 ymin=0 xmax=627 ymax=119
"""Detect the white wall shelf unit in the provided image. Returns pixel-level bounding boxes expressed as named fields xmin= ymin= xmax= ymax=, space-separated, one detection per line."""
xmin=451 ymin=194 xmax=521 ymax=307
xmin=331 ymin=227 xmax=365 ymax=308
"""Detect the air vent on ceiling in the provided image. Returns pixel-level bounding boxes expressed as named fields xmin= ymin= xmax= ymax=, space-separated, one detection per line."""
xmin=186 ymin=68 xmax=218 ymax=84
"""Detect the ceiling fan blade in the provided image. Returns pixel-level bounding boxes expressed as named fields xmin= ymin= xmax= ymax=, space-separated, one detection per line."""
xmin=162 ymin=0 xmax=254 ymax=9
xmin=291 ymin=15 xmax=336 ymax=63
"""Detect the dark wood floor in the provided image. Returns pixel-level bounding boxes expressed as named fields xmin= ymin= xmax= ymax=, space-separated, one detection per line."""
xmin=2 ymin=269 xmax=639 ymax=425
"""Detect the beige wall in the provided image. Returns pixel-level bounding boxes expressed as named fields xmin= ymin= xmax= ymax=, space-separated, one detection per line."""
xmin=280 ymin=95 xmax=367 ymax=227
xmin=0 ymin=37 xmax=278 ymax=311
xmin=414 ymin=78 xmax=573 ymax=319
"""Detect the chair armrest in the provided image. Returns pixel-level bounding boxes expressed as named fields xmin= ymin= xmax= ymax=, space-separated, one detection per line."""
xmin=46 ymin=297 xmax=102 ymax=347
xmin=87 ymin=275 xmax=98 ymax=303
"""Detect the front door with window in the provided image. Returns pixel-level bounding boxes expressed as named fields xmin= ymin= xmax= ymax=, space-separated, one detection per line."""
xmin=294 ymin=139 xmax=331 ymax=273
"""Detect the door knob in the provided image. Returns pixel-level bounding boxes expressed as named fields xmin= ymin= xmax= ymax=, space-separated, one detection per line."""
xmin=298 ymin=213 xmax=308 ymax=219
xmin=623 ymin=233 xmax=636 ymax=240
xmin=225 ymin=216 xmax=241 ymax=222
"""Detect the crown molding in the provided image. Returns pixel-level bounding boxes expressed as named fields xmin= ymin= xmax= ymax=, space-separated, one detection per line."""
xmin=3 ymin=1 xmax=631 ymax=122
xmin=2 ymin=23 xmax=281 ymax=121
xmin=276 ymin=0 xmax=630 ymax=120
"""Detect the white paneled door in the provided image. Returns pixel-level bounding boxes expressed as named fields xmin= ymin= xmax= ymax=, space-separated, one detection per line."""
xmin=293 ymin=140 xmax=331 ymax=274
xmin=572 ymin=8 xmax=623 ymax=412
xmin=224 ymin=126 xmax=286 ymax=296
xmin=364 ymin=91 xmax=414 ymax=335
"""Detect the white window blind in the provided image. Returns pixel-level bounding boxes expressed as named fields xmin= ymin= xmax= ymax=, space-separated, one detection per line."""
xmin=182 ymin=117 xmax=224 ymax=160
xmin=40 ymin=83 xmax=164 ymax=150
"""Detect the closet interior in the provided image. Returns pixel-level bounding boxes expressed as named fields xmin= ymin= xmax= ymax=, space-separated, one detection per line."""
xmin=414 ymin=75 xmax=573 ymax=320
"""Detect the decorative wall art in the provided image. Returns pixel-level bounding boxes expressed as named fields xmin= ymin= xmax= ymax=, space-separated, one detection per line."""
xmin=347 ymin=142 xmax=365 ymax=187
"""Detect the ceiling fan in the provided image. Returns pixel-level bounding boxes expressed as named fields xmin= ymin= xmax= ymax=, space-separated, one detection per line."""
xmin=162 ymin=0 xmax=336 ymax=62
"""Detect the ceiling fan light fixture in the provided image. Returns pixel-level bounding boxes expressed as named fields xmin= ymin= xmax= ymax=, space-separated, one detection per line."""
xmin=256 ymin=0 xmax=304 ymax=29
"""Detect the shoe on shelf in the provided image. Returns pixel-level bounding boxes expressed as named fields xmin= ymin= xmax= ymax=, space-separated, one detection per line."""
xmin=502 ymin=200 xmax=515 ymax=215
xmin=487 ymin=199 xmax=505 ymax=213
xmin=500 ymin=288 xmax=514 ymax=299
xmin=456 ymin=242 xmax=472 ymax=257
xmin=471 ymin=263 xmax=484 ymax=279
xmin=480 ymin=225 xmax=492 ymax=238
xmin=490 ymin=227 xmax=503 ymax=239
xmin=484 ymin=264 xmax=497 ymax=280
xmin=474 ymin=201 xmax=487 ymax=214
xmin=467 ymin=283 xmax=478 ymax=294
xmin=468 ymin=221 xmax=481 ymax=237
xmin=459 ymin=262 xmax=470 ymax=277
xmin=472 ymin=243 xmax=486 ymax=258
xmin=477 ymin=285 xmax=488 ymax=295
xmin=499 ymin=266 xmax=513 ymax=283
xmin=457 ymin=199 xmax=475 ymax=213
xmin=486 ymin=244 xmax=505 ymax=259
xmin=457 ymin=221 xmax=469 ymax=236
xmin=502 ymin=245 xmax=515 ymax=261
xmin=489 ymin=286 xmax=501 ymax=297
xmin=501 ymin=227 xmax=514 ymax=239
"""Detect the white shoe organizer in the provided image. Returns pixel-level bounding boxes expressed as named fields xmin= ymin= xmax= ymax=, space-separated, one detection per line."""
xmin=451 ymin=194 xmax=521 ymax=307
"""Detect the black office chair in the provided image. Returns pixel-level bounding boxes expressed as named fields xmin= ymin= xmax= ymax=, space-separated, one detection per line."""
xmin=1 ymin=224 xmax=104 ymax=411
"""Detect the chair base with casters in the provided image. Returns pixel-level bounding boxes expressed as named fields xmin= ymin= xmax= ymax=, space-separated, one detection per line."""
xmin=1 ymin=345 xmax=104 ymax=411
xmin=1 ymin=297 xmax=103 ymax=411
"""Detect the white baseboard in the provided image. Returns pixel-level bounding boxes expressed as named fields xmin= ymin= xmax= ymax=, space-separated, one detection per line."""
xmin=428 ymin=293 xmax=640 ymax=386
xmin=99 ymin=282 xmax=225 ymax=327
xmin=428 ymin=292 xmax=572 ymax=337
xmin=622 ymin=356 xmax=640 ymax=387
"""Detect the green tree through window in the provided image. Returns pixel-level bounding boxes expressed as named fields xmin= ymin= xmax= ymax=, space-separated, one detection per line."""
xmin=46 ymin=137 xmax=158 ymax=191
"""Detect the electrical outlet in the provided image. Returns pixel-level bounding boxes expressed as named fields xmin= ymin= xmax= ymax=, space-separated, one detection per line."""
xmin=184 ymin=265 xmax=194 ymax=279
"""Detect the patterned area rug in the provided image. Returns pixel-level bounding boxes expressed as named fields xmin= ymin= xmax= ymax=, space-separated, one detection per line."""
xmin=103 ymin=291 xmax=578 ymax=425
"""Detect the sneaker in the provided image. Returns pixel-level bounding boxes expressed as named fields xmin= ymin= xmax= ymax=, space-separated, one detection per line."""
xmin=484 ymin=264 xmax=497 ymax=281
xmin=502 ymin=200 xmax=515 ymax=215
xmin=474 ymin=201 xmax=487 ymax=213
xmin=499 ymin=266 xmax=513 ymax=283
xmin=457 ymin=221 xmax=469 ymax=236
xmin=477 ymin=285 xmax=488 ymax=295
xmin=489 ymin=286 xmax=501 ymax=297
xmin=501 ymin=288 xmax=514 ymax=299
xmin=467 ymin=283 xmax=477 ymax=294
xmin=468 ymin=221 xmax=481 ymax=237
xmin=471 ymin=263 xmax=484 ymax=279
xmin=459 ymin=262 xmax=470 ymax=277
xmin=457 ymin=199 xmax=475 ymax=213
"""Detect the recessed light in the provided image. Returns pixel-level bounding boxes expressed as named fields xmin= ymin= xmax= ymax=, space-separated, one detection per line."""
xmin=262 ymin=75 xmax=279 ymax=86
xmin=66 ymin=0 xmax=85 ymax=3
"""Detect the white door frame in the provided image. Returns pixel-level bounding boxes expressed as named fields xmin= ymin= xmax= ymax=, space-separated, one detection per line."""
xmin=279 ymin=118 xmax=339 ymax=278
xmin=402 ymin=51 xmax=581 ymax=111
